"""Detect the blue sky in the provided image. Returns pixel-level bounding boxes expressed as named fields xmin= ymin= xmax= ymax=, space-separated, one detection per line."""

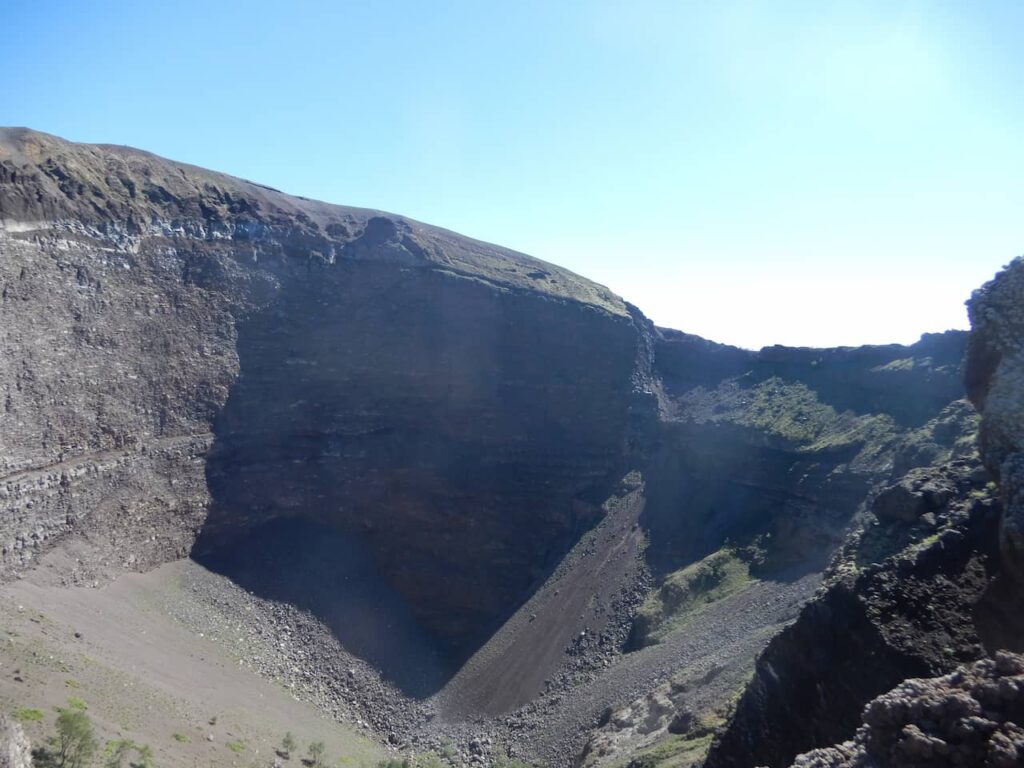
xmin=3 ymin=1 xmax=1022 ymax=348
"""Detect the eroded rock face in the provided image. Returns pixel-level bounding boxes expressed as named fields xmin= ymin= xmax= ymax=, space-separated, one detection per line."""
xmin=789 ymin=652 xmax=1024 ymax=768
xmin=0 ymin=128 xmax=987 ymax=718
xmin=0 ymin=128 xmax=642 ymax=658
xmin=196 ymin=259 xmax=643 ymax=658
xmin=703 ymin=460 xmax=1002 ymax=768
xmin=966 ymin=255 xmax=1024 ymax=585
xmin=0 ymin=714 xmax=31 ymax=768
xmin=705 ymin=257 xmax=1024 ymax=768
xmin=644 ymin=328 xmax=973 ymax=576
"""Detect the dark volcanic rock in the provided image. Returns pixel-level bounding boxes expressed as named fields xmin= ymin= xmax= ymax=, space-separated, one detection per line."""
xmin=788 ymin=652 xmax=1024 ymax=768
xmin=704 ymin=460 xmax=1003 ymax=768
xmin=0 ymin=128 xmax=642 ymax=673
xmin=965 ymin=256 xmax=1024 ymax=586
xmin=0 ymin=128 xmax=985 ymax=739
xmin=705 ymin=257 xmax=1024 ymax=768
xmin=642 ymin=327 xmax=972 ymax=577
xmin=872 ymin=468 xmax=955 ymax=523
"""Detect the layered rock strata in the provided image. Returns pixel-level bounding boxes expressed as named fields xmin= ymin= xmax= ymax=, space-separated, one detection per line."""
xmin=0 ymin=129 xmax=984 ymax=716
xmin=705 ymin=257 xmax=1024 ymax=768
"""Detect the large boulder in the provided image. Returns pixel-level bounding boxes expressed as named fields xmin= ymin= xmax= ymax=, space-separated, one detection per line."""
xmin=789 ymin=652 xmax=1024 ymax=768
xmin=871 ymin=467 xmax=956 ymax=523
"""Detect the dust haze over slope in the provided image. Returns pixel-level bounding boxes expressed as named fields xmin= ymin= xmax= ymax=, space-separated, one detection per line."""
xmin=0 ymin=128 xmax=988 ymax=767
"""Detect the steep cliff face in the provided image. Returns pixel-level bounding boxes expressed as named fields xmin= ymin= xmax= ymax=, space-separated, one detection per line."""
xmin=642 ymin=328 xmax=972 ymax=578
xmin=196 ymin=259 xmax=643 ymax=660
xmin=561 ymin=331 xmax=974 ymax=766
xmin=0 ymin=129 xmax=643 ymax=669
xmin=965 ymin=256 xmax=1024 ymax=586
xmin=0 ymin=129 xmax=985 ymax=744
xmin=704 ymin=460 xmax=1002 ymax=768
xmin=704 ymin=257 xmax=1024 ymax=768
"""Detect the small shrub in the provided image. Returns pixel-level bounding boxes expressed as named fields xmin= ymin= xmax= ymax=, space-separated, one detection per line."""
xmin=135 ymin=743 xmax=154 ymax=768
xmin=308 ymin=741 xmax=326 ymax=767
xmin=13 ymin=707 xmax=45 ymax=722
xmin=103 ymin=739 xmax=133 ymax=768
xmin=226 ymin=741 xmax=246 ymax=753
xmin=42 ymin=707 xmax=98 ymax=768
xmin=172 ymin=733 xmax=189 ymax=743
xmin=282 ymin=732 xmax=297 ymax=757
xmin=103 ymin=739 xmax=153 ymax=768
xmin=66 ymin=697 xmax=87 ymax=712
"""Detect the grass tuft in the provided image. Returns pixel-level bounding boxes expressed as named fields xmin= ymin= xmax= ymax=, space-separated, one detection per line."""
xmin=13 ymin=707 xmax=45 ymax=722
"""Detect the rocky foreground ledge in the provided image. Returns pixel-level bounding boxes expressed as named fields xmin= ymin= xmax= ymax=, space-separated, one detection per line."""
xmin=789 ymin=651 xmax=1024 ymax=768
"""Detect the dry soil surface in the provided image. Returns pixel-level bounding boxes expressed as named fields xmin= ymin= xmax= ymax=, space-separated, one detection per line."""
xmin=0 ymin=562 xmax=384 ymax=768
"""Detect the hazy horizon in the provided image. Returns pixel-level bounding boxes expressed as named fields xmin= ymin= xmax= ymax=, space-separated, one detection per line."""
xmin=3 ymin=1 xmax=1021 ymax=348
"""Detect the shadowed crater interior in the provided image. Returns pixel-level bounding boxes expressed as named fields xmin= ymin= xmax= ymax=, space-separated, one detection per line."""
xmin=191 ymin=257 xmax=641 ymax=694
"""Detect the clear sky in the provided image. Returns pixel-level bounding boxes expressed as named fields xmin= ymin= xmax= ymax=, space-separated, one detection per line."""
xmin=3 ymin=1 xmax=1022 ymax=349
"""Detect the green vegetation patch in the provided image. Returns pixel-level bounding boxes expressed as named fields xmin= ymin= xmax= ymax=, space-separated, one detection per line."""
xmin=739 ymin=379 xmax=840 ymax=444
xmin=172 ymin=732 xmax=190 ymax=743
xmin=226 ymin=740 xmax=246 ymax=753
xmin=613 ymin=707 xmax=727 ymax=768
xmin=697 ymin=378 xmax=901 ymax=459
xmin=621 ymin=733 xmax=715 ymax=768
xmin=33 ymin=708 xmax=99 ymax=768
xmin=634 ymin=548 xmax=754 ymax=646
xmin=102 ymin=741 xmax=152 ymax=768
xmin=65 ymin=696 xmax=88 ymax=711
xmin=13 ymin=707 xmax=45 ymax=722
xmin=104 ymin=739 xmax=154 ymax=768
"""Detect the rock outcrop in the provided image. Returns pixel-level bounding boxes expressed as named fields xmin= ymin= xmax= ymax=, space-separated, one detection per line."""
xmin=789 ymin=652 xmax=1024 ymax=768
xmin=705 ymin=257 xmax=1024 ymax=768
xmin=0 ymin=714 xmax=31 ymax=768
xmin=704 ymin=459 xmax=1002 ymax=768
xmin=965 ymin=256 xmax=1024 ymax=586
